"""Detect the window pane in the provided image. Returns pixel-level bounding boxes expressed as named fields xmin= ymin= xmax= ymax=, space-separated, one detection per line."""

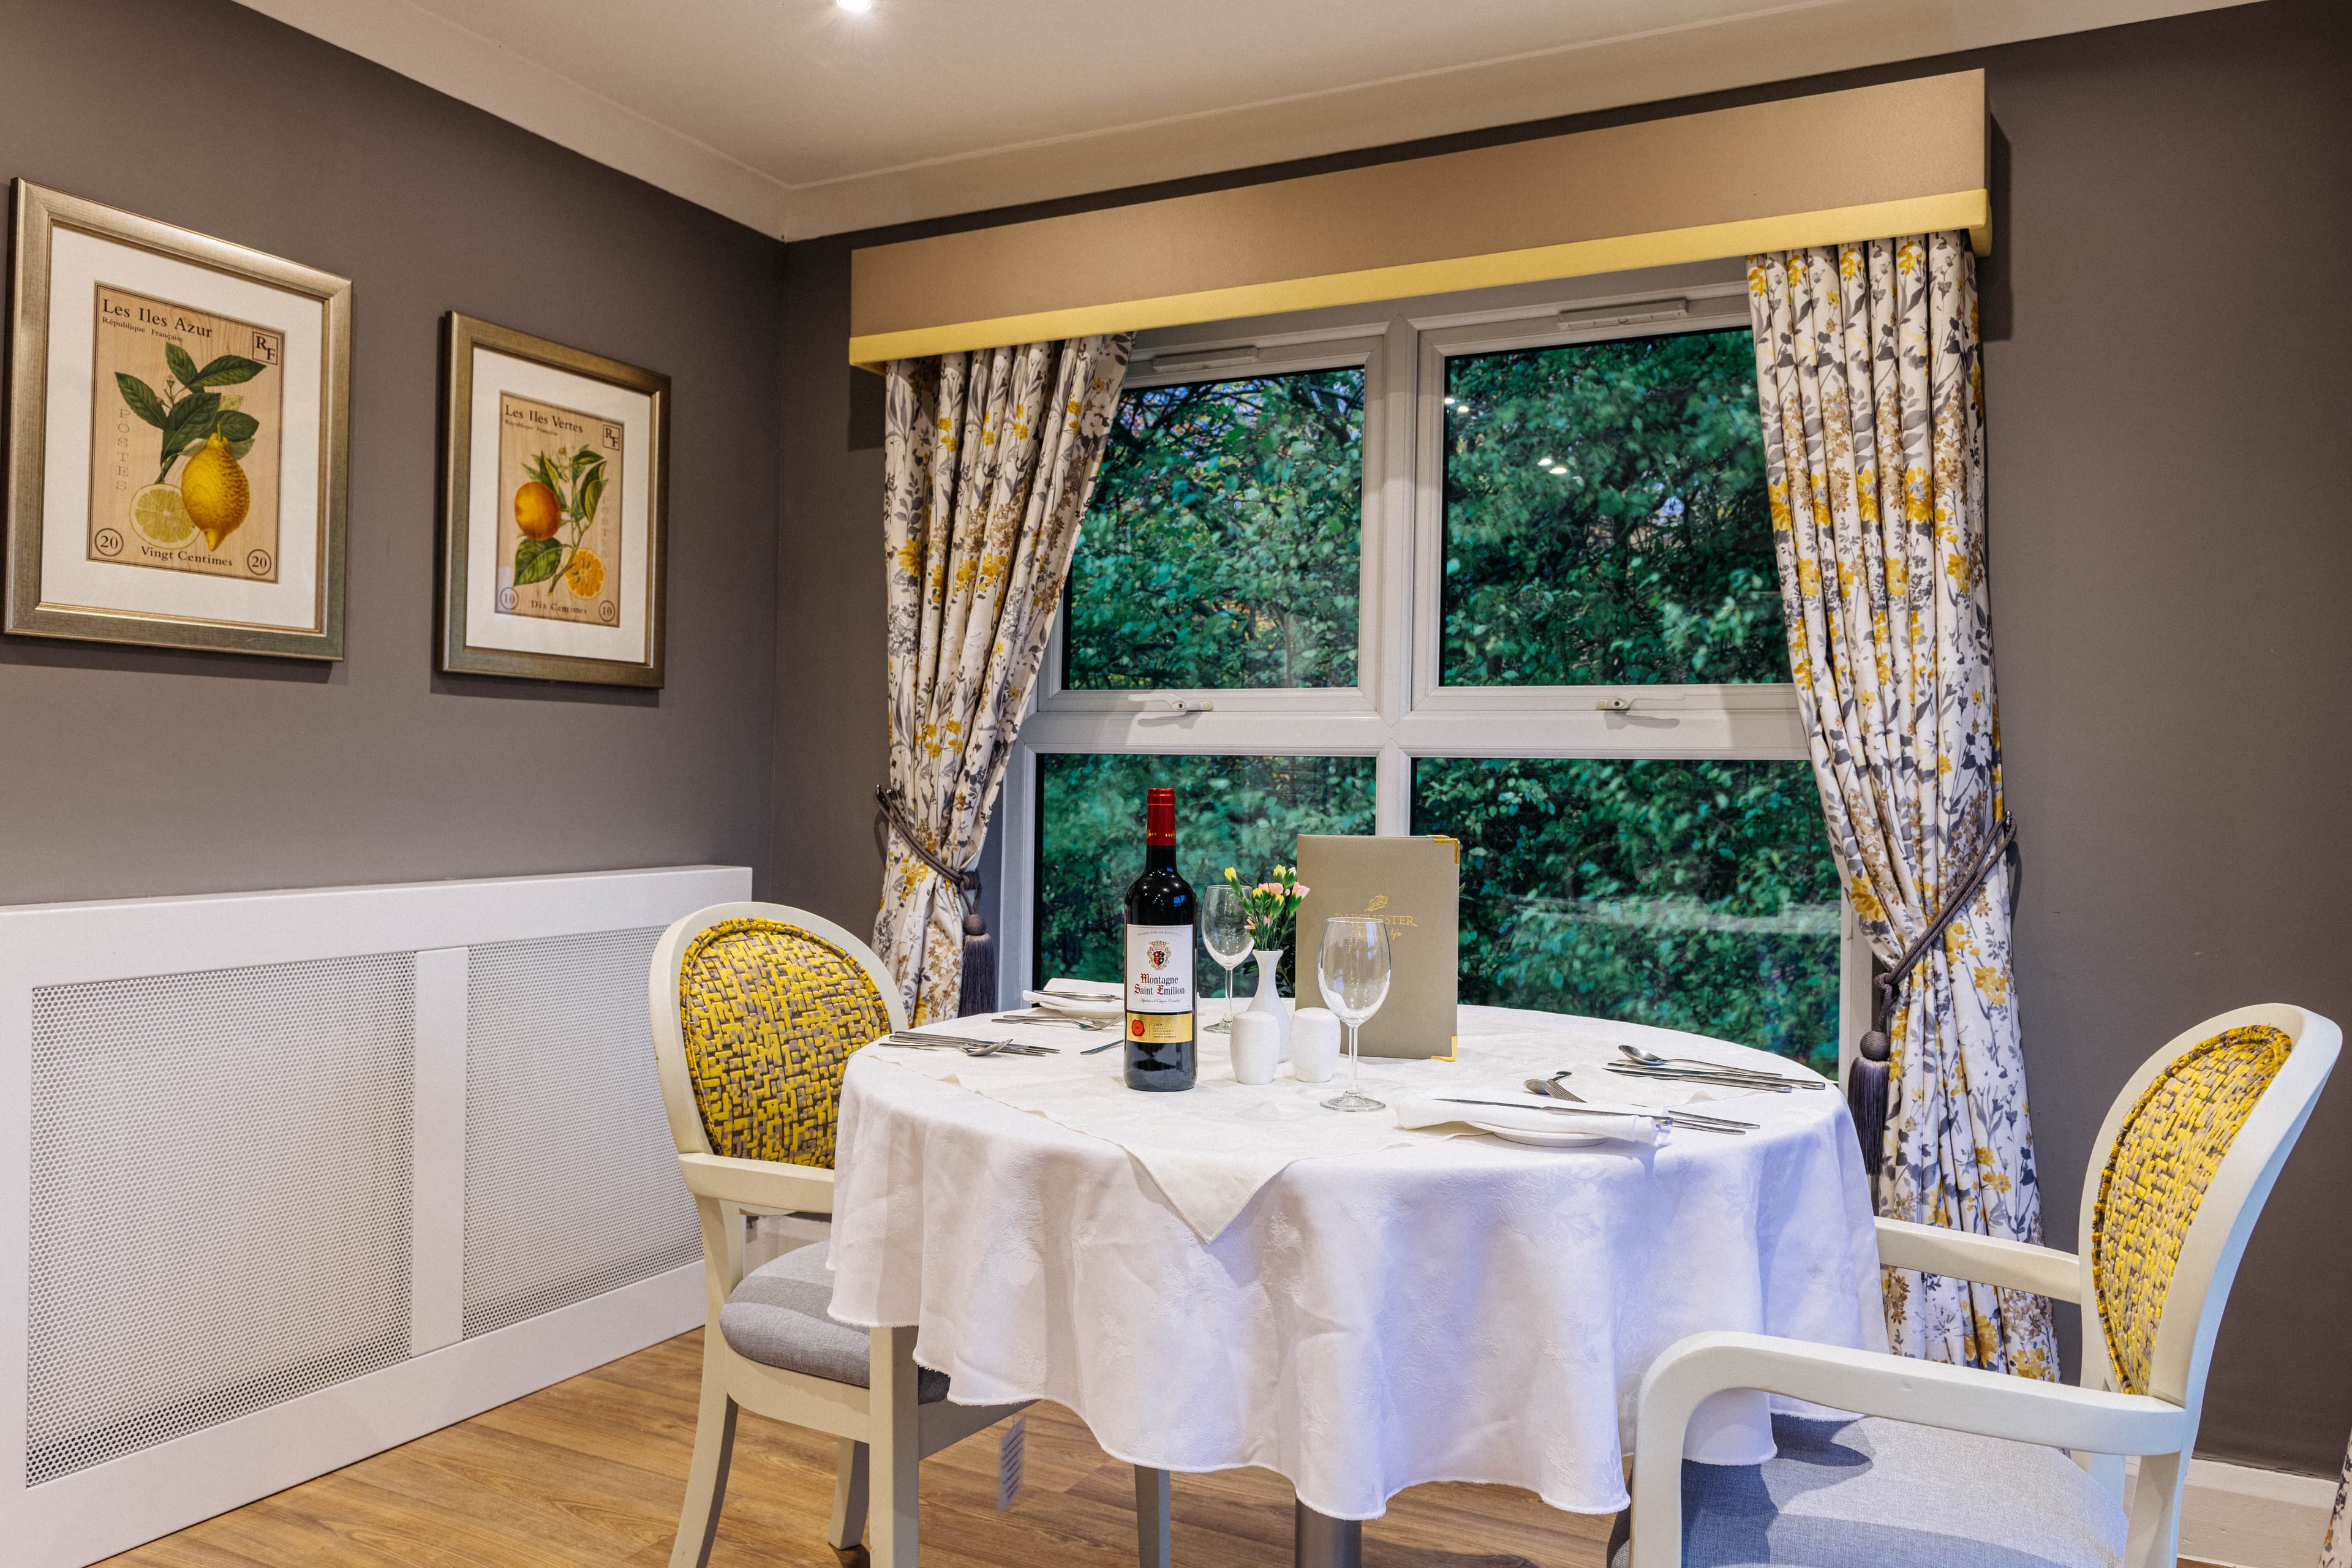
xmin=1412 ymin=757 xmax=1839 ymax=1072
xmin=1035 ymin=753 xmax=1377 ymax=987
xmin=1441 ymin=328 xmax=1784 ymax=686
xmin=1064 ymin=368 xmax=1363 ymax=690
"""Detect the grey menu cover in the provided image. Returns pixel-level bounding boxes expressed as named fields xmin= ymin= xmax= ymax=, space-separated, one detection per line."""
xmin=1294 ymin=834 xmax=1459 ymax=1059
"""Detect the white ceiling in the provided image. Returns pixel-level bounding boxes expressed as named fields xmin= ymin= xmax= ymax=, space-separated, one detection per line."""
xmin=237 ymin=0 xmax=2259 ymax=240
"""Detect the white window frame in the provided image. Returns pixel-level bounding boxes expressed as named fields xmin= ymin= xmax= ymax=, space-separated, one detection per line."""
xmin=1001 ymin=276 xmax=1869 ymax=1071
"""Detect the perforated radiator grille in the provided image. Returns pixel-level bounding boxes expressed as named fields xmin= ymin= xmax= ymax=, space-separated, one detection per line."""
xmin=26 ymin=955 xmax=417 ymax=1486
xmin=462 ymin=927 xmax=698 ymax=1338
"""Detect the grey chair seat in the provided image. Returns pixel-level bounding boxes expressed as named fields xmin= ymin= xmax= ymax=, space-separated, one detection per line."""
xmin=718 ymin=1243 xmax=948 ymax=1403
xmin=1609 ymin=1414 xmax=2127 ymax=1568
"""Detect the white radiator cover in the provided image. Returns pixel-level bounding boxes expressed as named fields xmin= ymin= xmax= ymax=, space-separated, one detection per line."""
xmin=0 ymin=865 xmax=750 ymax=1567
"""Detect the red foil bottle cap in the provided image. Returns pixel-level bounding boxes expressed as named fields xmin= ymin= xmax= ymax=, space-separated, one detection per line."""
xmin=1146 ymin=787 xmax=1175 ymax=845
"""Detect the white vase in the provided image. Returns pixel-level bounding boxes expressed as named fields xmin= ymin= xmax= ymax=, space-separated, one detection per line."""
xmin=1246 ymin=948 xmax=1291 ymax=1061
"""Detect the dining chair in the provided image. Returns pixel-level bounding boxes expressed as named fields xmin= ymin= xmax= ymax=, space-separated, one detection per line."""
xmin=1616 ymin=1001 xmax=2339 ymax=1568
xmin=649 ymin=900 xmax=1175 ymax=1568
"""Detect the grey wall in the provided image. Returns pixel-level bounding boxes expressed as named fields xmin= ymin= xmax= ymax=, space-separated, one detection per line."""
xmin=0 ymin=0 xmax=786 ymax=903
xmin=774 ymin=0 xmax=2352 ymax=1474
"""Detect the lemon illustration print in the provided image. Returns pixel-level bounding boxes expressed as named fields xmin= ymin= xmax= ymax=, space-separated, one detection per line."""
xmin=181 ymin=432 xmax=251 ymax=551
xmin=129 ymin=484 xmax=196 ymax=551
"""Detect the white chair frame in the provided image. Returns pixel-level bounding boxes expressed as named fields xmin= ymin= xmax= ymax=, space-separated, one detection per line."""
xmin=649 ymin=901 xmax=1174 ymax=1568
xmin=1625 ymin=1001 xmax=2339 ymax=1568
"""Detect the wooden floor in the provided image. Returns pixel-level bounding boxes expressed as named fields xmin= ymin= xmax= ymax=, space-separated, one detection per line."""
xmin=100 ymin=1329 xmax=1613 ymax=1568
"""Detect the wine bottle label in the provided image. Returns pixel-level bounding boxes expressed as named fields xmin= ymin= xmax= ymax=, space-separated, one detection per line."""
xmin=1127 ymin=1011 xmax=1194 ymax=1044
xmin=1123 ymin=923 xmax=1194 ymax=1016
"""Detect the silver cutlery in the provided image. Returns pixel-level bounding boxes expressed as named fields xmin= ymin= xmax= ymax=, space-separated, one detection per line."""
xmin=1080 ymin=1038 xmax=1123 ymax=1055
xmin=1602 ymin=1061 xmax=1796 ymax=1093
xmin=991 ymin=1011 xmax=1110 ymax=1031
xmin=1531 ymin=1077 xmax=1754 ymax=1133
xmin=881 ymin=1033 xmax=1057 ymax=1056
xmin=1437 ymin=1096 xmax=1634 ymax=1117
xmin=1614 ymin=1042 xmax=1822 ymax=1089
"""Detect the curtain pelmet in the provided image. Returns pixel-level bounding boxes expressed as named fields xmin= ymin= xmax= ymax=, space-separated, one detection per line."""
xmin=1748 ymin=234 xmax=2057 ymax=1378
xmin=873 ymin=335 xmax=1133 ymax=1024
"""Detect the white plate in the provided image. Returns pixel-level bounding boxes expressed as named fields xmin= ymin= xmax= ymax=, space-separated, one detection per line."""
xmin=1470 ymin=1120 xmax=1605 ymax=1148
xmin=1020 ymin=989 xmax=1123 ymax=1020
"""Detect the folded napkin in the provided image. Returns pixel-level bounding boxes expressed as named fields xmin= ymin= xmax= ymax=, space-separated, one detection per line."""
xmin=1391 ymin=1078 xmax=1660 ymax=1145
xmin=1039 ymin=978 xmax=1120 ymax=998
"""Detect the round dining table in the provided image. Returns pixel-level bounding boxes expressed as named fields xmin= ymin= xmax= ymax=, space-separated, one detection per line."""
xmin=825 ymin=1003 xmax=1882 ymax=1567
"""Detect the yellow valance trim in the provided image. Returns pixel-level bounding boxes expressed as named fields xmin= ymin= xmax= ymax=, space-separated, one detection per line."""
xmin=851 ymin=189 xmax=1988 ymax=368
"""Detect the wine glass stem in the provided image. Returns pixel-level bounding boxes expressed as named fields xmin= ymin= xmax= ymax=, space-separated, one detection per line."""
xmin=1348 ymin=1023 xmax=1360 ymax=1092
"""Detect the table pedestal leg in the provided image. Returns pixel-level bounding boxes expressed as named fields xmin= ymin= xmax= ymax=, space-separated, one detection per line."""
xmin=1294 ymin=1499 xmax=1362 ymax=1568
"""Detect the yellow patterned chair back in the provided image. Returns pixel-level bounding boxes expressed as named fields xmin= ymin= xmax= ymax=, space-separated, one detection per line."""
xmin=648 ymin=903 xmax=903 ymax=1170
xmin=2078 ymin=1004 xmax=2334 ymax=1408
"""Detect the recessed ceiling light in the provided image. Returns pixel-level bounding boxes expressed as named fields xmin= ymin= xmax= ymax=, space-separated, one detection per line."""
xmin=1550 ymin=466 xmax=1569 ymax=476
xmin=835 ymin=0 xmax=874 ymax=12
xmin=1534 ymin=456 xmax=1554 ymax=466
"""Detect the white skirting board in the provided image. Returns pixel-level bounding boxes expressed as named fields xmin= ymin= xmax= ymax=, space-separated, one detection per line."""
xmin=2130 ymin=1452 xmax=2337 ymax=1567
xmin=0 ymin=865 xmax=750 ymax=1568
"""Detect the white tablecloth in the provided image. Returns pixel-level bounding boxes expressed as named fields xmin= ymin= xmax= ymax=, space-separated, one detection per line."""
xmin=858 ymin=1009 xmax=1722 ymax=1239
xmin=827 ymin=1005 xmax=1884 ymax=1520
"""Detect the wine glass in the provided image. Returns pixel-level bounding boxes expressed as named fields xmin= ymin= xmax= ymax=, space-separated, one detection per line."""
xmin=1316 ymin=915 xmax=1392 ymax=1112
xmin=1199 ymin=883 xmax=1252 ymax=1034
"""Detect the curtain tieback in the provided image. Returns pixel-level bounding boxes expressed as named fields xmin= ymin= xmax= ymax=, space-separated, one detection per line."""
xmin=875 ymin=786 xmax=997 ymax=1018
xmin=1850 ymin=815 xmax=2019 ymax=1182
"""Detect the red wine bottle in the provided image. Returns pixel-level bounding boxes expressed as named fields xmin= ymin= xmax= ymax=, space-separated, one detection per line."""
xmin=1123 ymin=786 xmax=1196 ymax=1091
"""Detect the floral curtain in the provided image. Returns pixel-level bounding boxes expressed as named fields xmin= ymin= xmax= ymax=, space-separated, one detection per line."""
xmin=2326 ymin=1442 xmax=2351 ymax=1568
xmin=1747 ymin=233 xmax=2059 ymax=1379
xmin=873 ymin=336 xmax=1133 ymax=1024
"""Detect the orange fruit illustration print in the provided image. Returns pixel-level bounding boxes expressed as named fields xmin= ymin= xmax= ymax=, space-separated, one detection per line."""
xmin=514 ymin=480 xmax=560 ymax=540
xmin=495 ymin=392 xmax=622 ymax=625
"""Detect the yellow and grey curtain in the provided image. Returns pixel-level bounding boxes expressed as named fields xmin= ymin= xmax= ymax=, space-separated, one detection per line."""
xmin=1747 ymin=233 xmax=2058 ymax=1379
xmin=2325 ymin=1153 xmax=2350 ymax=1567
xmin=2328 ymin=1442 xmax=2352 ymax=1568
xmin=873 ymin=336 xmax=1133 ymax=1023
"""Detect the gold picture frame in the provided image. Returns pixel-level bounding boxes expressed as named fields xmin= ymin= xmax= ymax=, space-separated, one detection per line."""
xmin=5 ymin=180 xmax=350 ymax=659
xmin=438 ymin=314 xmax=668 ymax=687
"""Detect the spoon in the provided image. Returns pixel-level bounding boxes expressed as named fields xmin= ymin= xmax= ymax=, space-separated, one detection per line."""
xmin=1613 ymin=1042 xmax=1820 ymax=1088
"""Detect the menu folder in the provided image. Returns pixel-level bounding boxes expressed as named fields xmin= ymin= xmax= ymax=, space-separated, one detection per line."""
xmin=1294 ymin=834 xmax=1460 ymax=1060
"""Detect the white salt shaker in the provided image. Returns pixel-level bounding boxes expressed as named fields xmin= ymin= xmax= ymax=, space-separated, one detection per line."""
xmin=1229 ymin=1010 xmax=1279 ymax=1085
xmin=1291 ymin=1007 xmax=1341 ymax=1084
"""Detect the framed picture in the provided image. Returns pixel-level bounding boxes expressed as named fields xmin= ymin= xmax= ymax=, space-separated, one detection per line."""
xmin=438 ymin=315 xmax=667 ymax=686
xmin=4 ymin=180 xmax=350 ymax=658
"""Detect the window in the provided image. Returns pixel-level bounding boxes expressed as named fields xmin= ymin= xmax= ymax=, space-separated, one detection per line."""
xmin=1035 ymin=753 xmax=1377 ymax=982
xmin=1066 ymin=367 xmax=1364 ymax=690
xmin=1003 ymin=281 xmax=1863 ymax=1066
xmin=1439 ymin=330 xmax=1781 ymax=687
xmin=1412 ymin=756 xmax=1839 ymax=1074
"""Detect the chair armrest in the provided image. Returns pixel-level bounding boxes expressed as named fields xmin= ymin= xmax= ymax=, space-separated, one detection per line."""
xmin=678 ymin=1151 xmax=835 ymax=1215
xmin=1874 ymin=1217 xmax=2081 ymax=1303
xmin=1628 ymin=1332 xmax=2187 ymax=1568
